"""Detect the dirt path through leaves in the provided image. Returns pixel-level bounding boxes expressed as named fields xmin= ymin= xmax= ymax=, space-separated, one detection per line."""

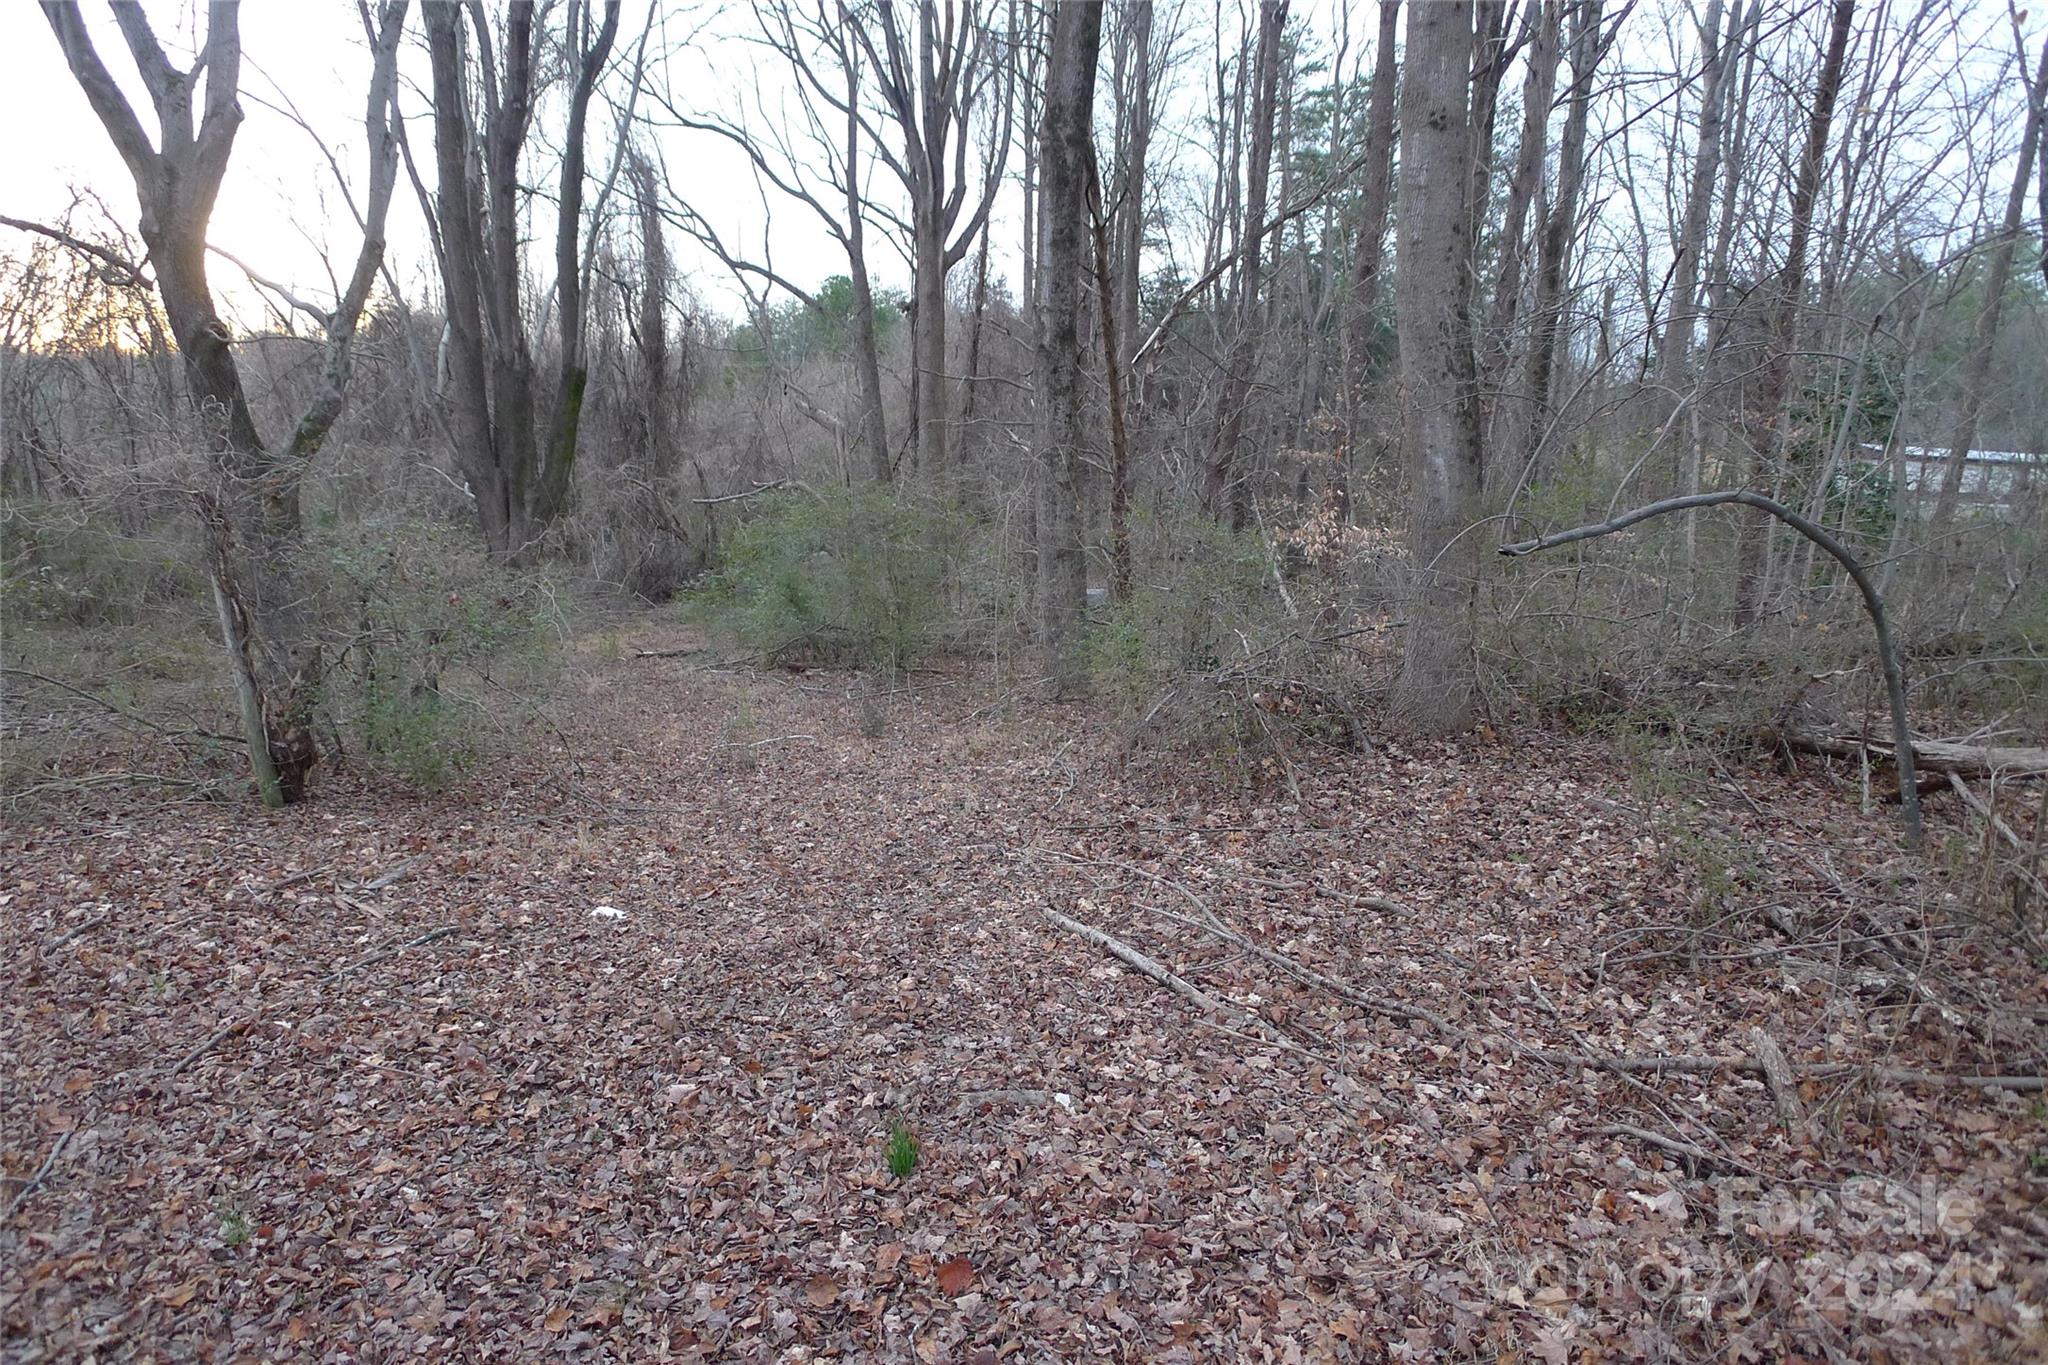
xmin=6 ymin=625 xmax=2046 ymax=1360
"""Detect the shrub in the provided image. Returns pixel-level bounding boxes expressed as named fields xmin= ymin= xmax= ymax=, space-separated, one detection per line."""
xmin=308 ymin=516 xmax=564 ymax=788
xmin=0 ymin=497 xmax=205 ymax=627
xmin=1083 ymin=515 xmax=1285 ymax=701
xmin=691 ymin=486 xmax=962 ymax=671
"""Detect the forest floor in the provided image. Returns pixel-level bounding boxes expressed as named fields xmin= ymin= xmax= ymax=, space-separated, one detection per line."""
xmin=5 ymin=621 xmax=2048 ymax=1362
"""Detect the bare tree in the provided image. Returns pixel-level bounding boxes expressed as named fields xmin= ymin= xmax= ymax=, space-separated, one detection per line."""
xmin=1037 ymin=0 xmax=1104 ymax=696
xmin=653 ymin=0 xmax=894 ymax=481
xmin=1392 ymin=0 xmax=1485 ymax=733
xmin=423 ymin=0 xmax=622 ymax=560
xmin=1503 ymin=0 xmax=1608 ymax=490
xmin=1201 ymin=0 xmax=1288 ymax=529
xmin=1931 ymin=31 xmax=2048 ymax=532
xmin=1731 ymin=0 xmax=1854 ymax=627
xmin=1341 ymin=0 xmax=1401 ymax=475
xmin=40 ymin=0 xmax=409 ymax=805
xmin=846 ymin=0 xmax=1018 ymax=471
xmin=1482 ymin=0 xmax=1559 ymax=399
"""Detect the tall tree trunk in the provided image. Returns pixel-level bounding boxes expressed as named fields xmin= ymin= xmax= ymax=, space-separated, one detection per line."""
xmin=627 ymin=152 xmax=674 ymax=475
xmin=1202 ymin=0 xmax=1289 ymax=529
xmin=1483 ymin=0 xmax=1561 ymax=393
xmin=1732 ymin=0 xmax=1854 ymax=627
xmin=1652 ymin=0 xmax=1731 ymax=401
xmin=1509 ymin=0 xmax=1605 ymax=492
xmin=534 ymin=0 xmax=623 ymax=531
xmin=424 ymin=0 xmax=619 ymax=559
xmin=1930 ymin=34 xmax=2048 ymax=533
xmin=1037 ymin=0 xmax=1105 ymax=697
xmin=1089 ymin=155 xmax=1135 ymax=603
xmin=1342 ymin=0 xmax=1402 ymax=483
xmin=42 ymin=0 xmax=407 ymax=804
xmin=1392 ymin=0 xmax=1485 ymax=733
xmin=1114 ymin=0 xmax=1156 ymax=379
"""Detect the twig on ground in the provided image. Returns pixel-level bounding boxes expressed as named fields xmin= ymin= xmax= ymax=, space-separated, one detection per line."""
xmin=1024 ymin=846 xmax=2048 ymax=1095
xmin=1043 ymin=907 xmax=1226 ymax=1014
xmin=2 ymin=1131 xmax=74 ymax=1220
xmin=44 ymin=913 xmax=109 ymax=952
xmin=1747 ymin=1027 xmax=1806 ymax=1138
xmin=358 ymin=856 xmax=424 ymax=892
xmin=166 ymin=926 xmax=460 ymax=1080
xmin=1 ymin=667 xmax=238 ymax=745
xmin=1599 ymin=1122 xmax=1751 ymax=1175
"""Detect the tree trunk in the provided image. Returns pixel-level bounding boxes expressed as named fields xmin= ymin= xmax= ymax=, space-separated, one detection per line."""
xmin=534 ymin=0 xmax=623 ymax=532
xmin=1342 ymin=0 xmax=1402 ymax=486
xmin=1653 ymin=0 xmax=1732 ymax=409
xmin=1930 ymin=34 xmax=2048 ymax=533
xmin=1509 ymin=0 xmax=1606 ymax=492
xmin=423 ymin=0 xmax=618 ymax=559
xmin=1037 ymin=0 xmax=1104 ymax=697
xmin=1732 ymin=0 xmax=1854 ymax=627
xmin=1114 ymin=0 xmax=1156 ymax=380
xmin=1392 ymin=0 xmax=1485 ymax=734
xmin=42 ymin=0 xmax=407 ymax=804
xmin=1202 ymin=0 xmax=1289 ymax=529
xmin=1089 ymin=155 xmax=1134 ymax=603
xmin=1482 ymin=0 xmax=1561 ymax=403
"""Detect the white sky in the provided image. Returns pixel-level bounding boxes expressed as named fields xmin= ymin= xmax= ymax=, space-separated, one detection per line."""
xmin=1 ymin=1 xmax=892 ymax=331
xmin=4 ymin=2 xmax=2038 ymax=344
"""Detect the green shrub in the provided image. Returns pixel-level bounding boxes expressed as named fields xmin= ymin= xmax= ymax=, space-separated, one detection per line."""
xmin=308 ymin=516 xmax=564 ymax=788
xmin=0 ymin=498 xmax=204 ymax=627
xmin=691 ymin=486 xmax=962 ymax=671
xmin=1083 ymin=516 xmax=1279 ymax=699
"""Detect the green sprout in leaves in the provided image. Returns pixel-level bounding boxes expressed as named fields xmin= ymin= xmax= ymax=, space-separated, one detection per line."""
xmin=885 ymin=1119 xmax=919 ymax=1180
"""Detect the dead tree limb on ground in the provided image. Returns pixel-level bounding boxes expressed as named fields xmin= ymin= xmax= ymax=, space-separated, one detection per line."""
xmin=1774 ymin=733 xmax=2048 ymax=782
xmin=1501 ymin=490 xmax=1922 ymax=848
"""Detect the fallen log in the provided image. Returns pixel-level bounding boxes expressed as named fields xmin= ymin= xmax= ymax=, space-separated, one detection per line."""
xmin=1774 ymin=730 xmax=2048 ymax=781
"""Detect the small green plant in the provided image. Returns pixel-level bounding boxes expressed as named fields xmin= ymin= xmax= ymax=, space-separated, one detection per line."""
xmin=597 ymin=630 xmax=624 ymax=663
xmin=2031 ymin=1149 xmax=2048 ymax=1179
xmin=690 ymin=486 xmax=962 ymax=672
xmin=313 ymin=518 xmax=563 ymax=790
xmin=885 ymin=1119 xmax=919 ymax=1179
xmin=220 ymin=1208 xmax=253 ymax=1248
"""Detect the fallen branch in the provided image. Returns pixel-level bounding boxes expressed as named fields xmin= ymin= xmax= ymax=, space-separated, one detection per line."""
xmin=1599 ymin=1123 xmax=1747 ymax=1175
xmin=317 ymin=925 xmax=458 ymax=985
xmin=1501 ymin=490 xmax=1922 ymax=848
xmin=1747 ymin=1027 xmax=1806 ymax=1137
xmin=358 ymin=856 xmax=424 ymax=892
xmin=2 ymin=1131 xmax=74 ymax=1220
xmin=0 ymin=668 xmax=239 ymax=745
xmin=44 ymin=913 xmax=109 ymax=952
xmin=165 ymin=926 xmax=459 ymax=1079
xmin=632 ymin=647 xmax=700 ymax=660
xmin=1030 ymin=847 xmax=2048 ymax=1094
xmin=1777 ymin=731 xmax=2048 ymax=782
xmin=692 ymin=480 xmax=787 ymax=505
xmin=1043 ymin=907 xmax=1226 ymax=1014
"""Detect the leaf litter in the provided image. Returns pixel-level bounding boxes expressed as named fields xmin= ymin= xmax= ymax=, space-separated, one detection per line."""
xmin=4 ymin=625 xmax=2046 ymax=1360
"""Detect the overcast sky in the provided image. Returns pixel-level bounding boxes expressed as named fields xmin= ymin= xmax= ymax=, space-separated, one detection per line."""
xmin=2 ymin=1 xmax=914 ymax=331
xmin=5 ymin=2 xmax=2037 ymax=345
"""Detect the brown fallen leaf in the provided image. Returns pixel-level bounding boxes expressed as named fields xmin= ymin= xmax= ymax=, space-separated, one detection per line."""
xmin=159 ymin=1283 xmax=197 ymax=1309
xmin=934 ymin=1255 xmax=975 ymax=1296
xmin=875 ymin=1242 xmax=903 ymax=1273
xmin=804 ymin=1272 xmax=839 ymax=1307
xmin=543 ymin=1303 xmax=570 ymax=1333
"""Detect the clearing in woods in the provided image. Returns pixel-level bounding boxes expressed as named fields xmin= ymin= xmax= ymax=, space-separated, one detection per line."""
xmin=4 ymin=625 xmax=2046 ymax=1360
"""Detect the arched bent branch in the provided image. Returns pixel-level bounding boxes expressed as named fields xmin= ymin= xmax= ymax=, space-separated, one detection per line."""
xmin=1499 ymin=489 xmax=1922 ymax=850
